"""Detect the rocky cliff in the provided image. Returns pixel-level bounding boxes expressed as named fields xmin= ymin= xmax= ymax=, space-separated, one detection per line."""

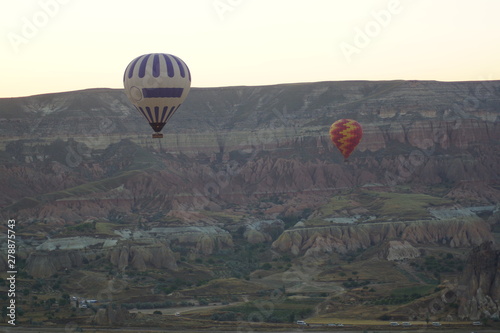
xmin=1 ymin=80 xmax=499 ymax=224
xmin=25 ymin=250 xmax=86 ymax=278
xmin=2 ymin=136 xmax=499 ymax=225
xmin=2 ymin=81 xmax=499 ymax=140
xmin=272 ymin=218 xmax=493 ymax=256
xmin=1 ymin=80 xmax=499 ymax=285
xmin=457 ymin=241 xmax=500 ymax=320
xmin=400 ymin=241 xmax=500 ymax=321
xmin=379 ymin=240 xmax=420 ymax=261
xmin=21 ymin=225 xmax=237 ymax=277
xmin=24 ymin=240 xmax=179 ymax=278
xmin=108 ymin=241 xmax=178 ymax=272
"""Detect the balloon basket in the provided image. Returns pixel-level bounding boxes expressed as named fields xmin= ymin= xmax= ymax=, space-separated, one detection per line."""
xmin=152 ymin=133 xmax=163 ymax=139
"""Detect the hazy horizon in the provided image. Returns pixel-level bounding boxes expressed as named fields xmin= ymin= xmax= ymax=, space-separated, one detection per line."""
xmin=5 ymin=78 xmax=500 ymax=99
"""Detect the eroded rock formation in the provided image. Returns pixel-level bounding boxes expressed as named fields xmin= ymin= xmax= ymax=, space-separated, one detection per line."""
xmin=1 ymin=81 xmax=499 ymax=224
xmin=379 ymin=240 xmax=420 ymax=261
xmin=272 ymin=218 xmax=493 ymax=256
xmin=457 ymin=241 xmax=500 ymax=320
xmin=108 ymin=241 xmax=178 ymax=272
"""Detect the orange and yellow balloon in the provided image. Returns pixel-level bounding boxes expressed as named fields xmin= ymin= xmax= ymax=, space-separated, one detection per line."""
xmin=329 ymin=119 xmax=363 ymax=161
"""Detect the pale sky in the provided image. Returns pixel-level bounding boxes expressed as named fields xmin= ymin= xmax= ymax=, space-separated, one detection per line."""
xmin=1 ymin=0 xmax=499 ymax=98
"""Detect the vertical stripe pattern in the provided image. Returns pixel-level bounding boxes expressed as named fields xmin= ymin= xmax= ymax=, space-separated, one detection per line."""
xmin=124 ymin=53 xmax=191 ymax=83
xmin=123 ymin=53 xmax=192 ymax=135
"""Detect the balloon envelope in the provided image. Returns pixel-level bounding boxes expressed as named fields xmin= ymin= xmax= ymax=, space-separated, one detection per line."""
xmin=329 ymin=119 xmax=363 ymax=160
xmin=123 ymin=53 xmax=191 ymax=137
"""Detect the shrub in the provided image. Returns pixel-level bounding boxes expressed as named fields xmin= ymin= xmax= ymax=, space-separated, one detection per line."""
xmin=261 ymin=263 xmax=272 ymax=270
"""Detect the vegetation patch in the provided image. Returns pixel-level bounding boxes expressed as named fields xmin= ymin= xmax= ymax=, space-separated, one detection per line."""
xmin=217 ymin=298 xmax=317 ymax=323
xmin=389 ymin=284 xmax=437 ymax=297
xmin=181 ymin=278 xmax=267 ymax=297
xmin=410 ymin=253 xmax=465 ymax=281
xmin=308 ymin=190 xmax=454 ymax=225
xmin=64 ymin=222 xmax=95 ymax=235
xmin=95 ymin=221 xmax=123 ymax=235
xmin=362 ymin=191 xmax=452 ymax=221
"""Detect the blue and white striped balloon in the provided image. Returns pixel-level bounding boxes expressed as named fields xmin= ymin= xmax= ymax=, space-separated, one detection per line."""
xmin=123 ymin=53 xmax=191 ymax=137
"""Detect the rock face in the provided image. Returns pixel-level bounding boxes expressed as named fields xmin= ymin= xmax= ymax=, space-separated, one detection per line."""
xmin=2 ymin=81 xmax=499 ymax=142
xmin=413 ymin=241 xmax=500 ymax=321
xmin=24 ymin=240 xmax=178 ymax=278
xmin=1 ymin=81 xmax=499 ymax=225
xmin=19 ymin=225 xmax=237 ymax=278
xmin=379 ymin=240 xmax=420 ymax=261
xmin=272 ymin=218 xmax=493 ymax=256
xmin=1 ymin=81 xmax=499 ymax=281
xmin=457 ymin=241 xmax=500 ymax=320
xmin=25 ymin=250 xmax=85 ymax=278
xmin=109 ymin=241 xmax=178 ymax=272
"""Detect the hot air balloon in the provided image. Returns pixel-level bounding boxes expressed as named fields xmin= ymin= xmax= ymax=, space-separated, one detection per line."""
xmin=329 ymin=119 xmax=363 ymax=161
xmin=123 ymin=53 xmax=191 ymax=138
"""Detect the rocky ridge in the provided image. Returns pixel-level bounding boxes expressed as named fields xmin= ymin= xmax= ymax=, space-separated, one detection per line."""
xmin=272 ymin=218 xmax=493 ymax=256
xmin=379 ymin=240 xmax=420 ymax=261
xmin=1 ymin=81 xmax=499 ymax=223
xmin=457 ymin=241 xmax=500 ymax=320
xmin=0 ymin=81 xmax=499 ymax=322
xmin=21 ymin=226 xmax=236 ymax=278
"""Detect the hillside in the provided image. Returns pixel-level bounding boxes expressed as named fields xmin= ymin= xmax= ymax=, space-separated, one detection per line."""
xmin=0 ymin=80 xmax=500 ymax=330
